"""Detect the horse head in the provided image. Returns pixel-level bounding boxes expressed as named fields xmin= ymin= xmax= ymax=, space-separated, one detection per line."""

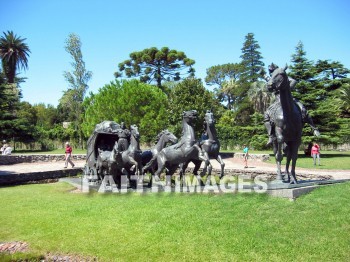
xmin=130 ymin=124 xmax=140 ymax=141
xmin=162 ymin=129 xmax=178 ymax=144
xmin=204 ymin=110 xmax=215 ymax=126
xmin=267 ymin=65 xmax=289 ymax=93
xmin=182 ymin=110 xmax=198 ymax=124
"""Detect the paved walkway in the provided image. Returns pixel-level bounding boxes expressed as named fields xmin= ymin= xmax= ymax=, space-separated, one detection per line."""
xmin=1 ymin=157 xmax=349 ymax=181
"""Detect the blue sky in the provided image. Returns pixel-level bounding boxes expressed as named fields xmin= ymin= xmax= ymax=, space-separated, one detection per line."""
xmin=1 ymin=0 xmax=349 ymax=106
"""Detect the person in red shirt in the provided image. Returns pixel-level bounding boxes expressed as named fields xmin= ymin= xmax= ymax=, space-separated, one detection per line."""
xmin=311 ymin=142 xmax=320 ymax=166
xmin=64 ymin=142 xmax=75 ymax=168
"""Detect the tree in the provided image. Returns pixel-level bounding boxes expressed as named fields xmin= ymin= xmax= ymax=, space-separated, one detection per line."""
xmin=288 ymin=41 xmax=347 ymax=145
xmin=13 ymin=101 xmax=38 ymax=143
xmin=82 ymin=80 xmax=169 ymax=143
xmin=314 ymin=60 xmax=350 ymax=81
xmin=205 ymin=63 xmax=242 ymax=110
xmin=0 ymin=31 xmax=30 ymax=83
xmin=247 ymin=81 xmax=273 ymax=114
xmin=336 ymin=84 xmax=350 ymax=114
xmin=168 ymin=78 xmax=223 ymax=137
xmin=232 ymin=33 xmax=265 ymax=125
xmin=240 ymin=33 xmax=265 ymax=83
xmin=61 ymin=33 xmax=92 ymax=147
xmin=115 ymin=47 xmax=195 ymax=89
xmin=288 ymin=41 xmax=317 ymax=108
xmin=33 ymin=103 xmax=59 ymax=129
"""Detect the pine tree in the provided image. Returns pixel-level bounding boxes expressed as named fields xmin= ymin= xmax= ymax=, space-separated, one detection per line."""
xmin=240 ymin=33 xmax=265 ymax=83
xmin=235 ymin=33 xmax=265 ymax=124
xmin=288 ymin=41 xmax=349 ymax=144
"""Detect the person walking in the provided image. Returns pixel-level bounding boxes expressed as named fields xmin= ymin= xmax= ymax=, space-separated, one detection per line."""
xmin=64 ymin=142 xmax=75 ymax=168
xmin=311 ymin=142 xmax=320 ymax=166
xmin=0 ymin=140 xmax=7 ymax=155
xmin=243 ymin=144 xmax=249 ymax=168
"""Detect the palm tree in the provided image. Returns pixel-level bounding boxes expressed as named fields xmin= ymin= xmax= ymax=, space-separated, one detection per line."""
xmin=337 ymin=83 xmax=350 ymax=114
xmin=248 ymin=81 xmax=273 ymax=114
xmin=0 ymin=31 xmax=30 ymax=83
xmin=221 ymin=78 xmax=240 ymax=110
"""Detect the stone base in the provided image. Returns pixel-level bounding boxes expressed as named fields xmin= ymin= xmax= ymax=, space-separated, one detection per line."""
xmin=0 ymin=168 xmax=82 ymax=186
xmin=266 ymin=179 xmax=350 ymax=200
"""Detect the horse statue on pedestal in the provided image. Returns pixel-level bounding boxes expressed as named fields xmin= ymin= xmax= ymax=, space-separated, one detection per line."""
xmin=180 ymin=110 xmax=225 ymax=179
xmin=266 ymin=65 xmax=302 ymax=184
xmin=153 ymin=110 xmax=210 ymax=183
xmin=142 ymin=130 xmax=178 ymax=176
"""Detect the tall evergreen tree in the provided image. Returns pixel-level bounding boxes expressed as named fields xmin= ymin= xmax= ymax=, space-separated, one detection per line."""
xmin=288 ymin=41 xmax=316 ymax=110
xmin=240 ymin=33 xmax=265 ymax=83
xmin=288 ymin=41 xmax=348 ymax=144
xmin=233 ymin=33 xmax=265 ymax=125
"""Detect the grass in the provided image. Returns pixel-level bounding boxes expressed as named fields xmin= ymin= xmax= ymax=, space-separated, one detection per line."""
xmin=1 ymin=182 xmax=350 ymax=261
xmin=223 ymin=149 xmax=350 ymax=170
xmin=260 ymin=151 xmax=350 ymax=170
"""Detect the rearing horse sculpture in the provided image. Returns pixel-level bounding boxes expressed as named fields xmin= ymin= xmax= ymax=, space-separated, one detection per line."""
xmin=180 ymin=110 xmax=225 ymax=179
xmin=142 ymin=129 xmax=178 ymax=176
xmin=153 ymin=110 xmax=210 ymax=182
xmin=267 ymin=65 xmax=302 ymax=184
xmin=114 ymin=124 xmax=143 ymax=181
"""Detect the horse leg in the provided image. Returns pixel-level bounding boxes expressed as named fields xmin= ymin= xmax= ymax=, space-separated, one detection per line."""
xmin=128 ymin=156 xmax=142 ymax=183
xmin=179 ymin=161 xmax=190 ymax=186
xmin=166 ymin=165 xmax=178 ymax=186
xmin=189 ymin=160 xmax=200 ymax=176
xmin=154 ymin=157 xmax=165 ymax=182
xmin=275 ymin=141 xmax=284 ymax=182
xmin=290 ymin=145 xmax=299 ymax=184
xmin=142 ymin=155 xmax=155 ymax=174
xmin=198 ymin=152 xmax=210 ymax=178
xmin=284 ymin=144 xmax=291 ymax=183
xmin=187 ymin=160 xmax=204 ymax=187
xmin=216 ymin=155 xmax=225 ymax=179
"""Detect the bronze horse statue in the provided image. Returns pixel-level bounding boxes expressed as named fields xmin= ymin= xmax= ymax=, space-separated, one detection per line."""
xmin=180 ymin=110 xmax=225 ymax=179
xmin=96 ymin=124 xmax=142 ymax=186
xmin=142 ymin=129 xmax=178 ymax=176
xmin=267 ymin=65 xmax=302 ymax=184
xmin=153 ymin=110 xmax=210 ymax=183
xmin=115 ymin=124 xmax=143 ymax=181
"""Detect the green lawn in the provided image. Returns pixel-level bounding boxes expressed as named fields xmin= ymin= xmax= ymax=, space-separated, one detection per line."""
xmin=227 ymin=150 xmax=350 ymax=170
xmin=259 ymin=151 xmax=350 ymax=170
xmin=1 ymin=182 xmax=350 ymax=261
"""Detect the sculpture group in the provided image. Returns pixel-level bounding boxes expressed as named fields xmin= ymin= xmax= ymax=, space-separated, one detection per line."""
xmin=83 ymin=63 xmax=319 ymax=187
xmin=84 ymin=110 xmax=224 ymax=188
